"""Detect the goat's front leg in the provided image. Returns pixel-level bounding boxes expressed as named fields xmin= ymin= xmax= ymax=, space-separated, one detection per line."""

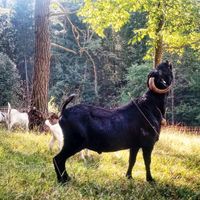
xmin=126 ymin=147 xmax=140 ymax=179
xmin=8 ymin=122 xmax=14 ymax=132
xmin=49 ymin=136 xmax=56 ymax=151
xmin=142 ymin=146 xmax=155 ymax=182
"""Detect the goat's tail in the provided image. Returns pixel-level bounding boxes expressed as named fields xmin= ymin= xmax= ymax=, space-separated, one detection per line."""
xmin=61 ymin=94 xmax=76 ymax=114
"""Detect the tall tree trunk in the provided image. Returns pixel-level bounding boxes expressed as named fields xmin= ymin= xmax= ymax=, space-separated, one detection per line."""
xmin=83 ymin=50 xmax=98 ymax=98
xmin=154 ymin=36 xmax=163 ymax=68
xmin=154 ymin=4 xmax=164 ymax=68
xmin=31 ymin=0 xmax=50 ymax=114
xmin=171 ymin=71 xmax=175 ymax=125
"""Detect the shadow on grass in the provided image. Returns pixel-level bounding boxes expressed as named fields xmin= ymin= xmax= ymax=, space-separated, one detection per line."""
xmin=59 ymin=177 xmax=199 ymax=200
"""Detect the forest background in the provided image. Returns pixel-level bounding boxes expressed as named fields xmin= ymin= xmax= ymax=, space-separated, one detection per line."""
xmin=0 ymin=0 xmax=200 ymax=126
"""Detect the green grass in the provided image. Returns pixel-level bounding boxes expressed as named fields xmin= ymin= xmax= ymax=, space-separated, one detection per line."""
xmin=0 ymin=126 xmax=199 ymax=200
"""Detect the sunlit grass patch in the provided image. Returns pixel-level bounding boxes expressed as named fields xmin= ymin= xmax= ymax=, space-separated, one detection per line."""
xmin=0 ymin=126 xmax=199 ymax=199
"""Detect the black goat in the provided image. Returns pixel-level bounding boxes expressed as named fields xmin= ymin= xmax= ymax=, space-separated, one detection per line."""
xmin=53 ymin=61 xmax=173 ymax=184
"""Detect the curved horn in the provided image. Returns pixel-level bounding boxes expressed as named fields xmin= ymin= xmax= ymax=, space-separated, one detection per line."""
xmin=148 ymin=77 xmax=171 ymax=94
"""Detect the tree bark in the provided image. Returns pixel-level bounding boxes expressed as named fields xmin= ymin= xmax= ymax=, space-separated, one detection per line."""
xmin=154 ymin=36 xmax=163 ymax=68
xmin=31 ymin=0 xmax=50 ymax=114
xmin=154 ymin=4 xmax=164 ymax=68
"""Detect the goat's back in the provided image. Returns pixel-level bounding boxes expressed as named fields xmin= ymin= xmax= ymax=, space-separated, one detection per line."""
xmin=10 ymin=109 xmax=29 ymax=123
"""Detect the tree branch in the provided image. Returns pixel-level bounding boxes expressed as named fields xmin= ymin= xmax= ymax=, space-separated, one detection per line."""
xmin=51 ymin=43 xmax=77 ymax=54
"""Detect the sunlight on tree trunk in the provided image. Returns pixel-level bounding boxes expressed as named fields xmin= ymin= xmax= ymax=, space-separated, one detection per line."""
xmin=154 ymin=3 xmax=164 ymax=68
xmin=31 ymin=0 xmax=50 ymax=114
xmin=154 ymin=36 xmax=163 ymax=68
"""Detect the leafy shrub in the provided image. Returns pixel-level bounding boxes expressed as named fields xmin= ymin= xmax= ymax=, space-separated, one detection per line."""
xmin=0 ymin=53 xmax=21 ymax=106
xmin=120 ymin=63 xmax=152 ymax=103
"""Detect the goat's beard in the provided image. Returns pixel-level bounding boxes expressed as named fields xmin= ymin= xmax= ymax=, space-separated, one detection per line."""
xmin=148 ymin=77 xmax=171 ymax=94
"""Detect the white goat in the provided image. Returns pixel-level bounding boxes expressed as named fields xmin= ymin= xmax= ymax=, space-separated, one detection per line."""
xmin=45 ymin=119 xmax=90 ymax=161
xmin=45 ymin=120 xmax=63 ymax=151
xmin=7 ymin=103 xmax=29 ymax=132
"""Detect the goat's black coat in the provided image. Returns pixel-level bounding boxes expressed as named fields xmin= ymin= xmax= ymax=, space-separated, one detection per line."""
xmin=53 ymin=61 xmax=173 ymax=184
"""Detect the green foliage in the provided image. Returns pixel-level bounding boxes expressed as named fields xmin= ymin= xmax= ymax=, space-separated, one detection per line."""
xmin=0 ymin=128 xmax=199 ymax=199
xmin=1 ymin=0 xmax=200 ymax=126
xmin=49 ymin=58 xmax=96 ymax=105
xmin=49 ymin=7 xmax=98 ymax=104
xmin=173 ymin=49 xmax=200 ymax=125
xmin=79 ymin=0 xmax=200 ymax=59
xmin=0 ymin=53 xmax=21 ymax=106
xmin=0 ymin=7 xmax=15 ymax=59
xmin=49 ymin=3 xmax=148 ymax=106
xmin=120 ymin=63 xmax=152 ymax=103
xmin=11 ymin=0 xmax=34 ymax=80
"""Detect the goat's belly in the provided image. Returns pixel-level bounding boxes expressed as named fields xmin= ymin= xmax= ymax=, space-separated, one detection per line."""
xmin=88 ymin=144 xmax=131 ymax=153
xmin=86 ymin=136 xmax=134 ymax=153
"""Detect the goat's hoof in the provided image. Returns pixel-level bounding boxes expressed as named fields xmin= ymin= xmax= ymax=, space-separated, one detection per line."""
xmin=147 ymin=177 xmax=155 ymax=183
xmin=126 ymin=174 xmax=133 ymax=179
xmin=58 ymin=176 xmax=71 ymax=185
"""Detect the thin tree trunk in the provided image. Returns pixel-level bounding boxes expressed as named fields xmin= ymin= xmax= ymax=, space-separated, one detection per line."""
xmin=31 ymin=0 xmax=50 ymax=114
xmin=171 ymin=71 xmax=175 ymax=125
xmin=154 ymin=36 xmax=163 ymax=68
xmin=154 ymin=4 xmax=164 ymax=68
xmin=24 ymin=56 xmax=29 ymax=108
xmin=83 ymin=50 xmax=98 ymax=98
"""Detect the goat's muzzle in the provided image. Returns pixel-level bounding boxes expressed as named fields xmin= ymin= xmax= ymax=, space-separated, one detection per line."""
xmin=148 ymin=77 xmax=171 ymax=94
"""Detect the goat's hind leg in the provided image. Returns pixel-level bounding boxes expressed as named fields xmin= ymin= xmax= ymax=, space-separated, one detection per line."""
xmin=142 ymin=146 xmax=155 ymax=182
xmin=53 ymin=146 xmax=82 ymax=184
xmin=126 ymin=147 xmax=140 ymax=179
